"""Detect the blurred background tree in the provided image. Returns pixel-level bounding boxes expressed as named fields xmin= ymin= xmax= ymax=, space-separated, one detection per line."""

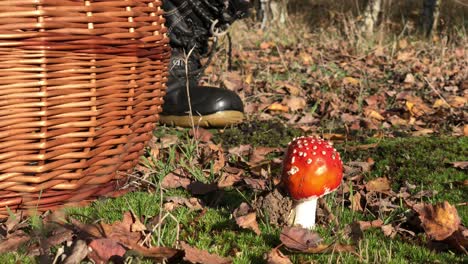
xmin=251 ymin=0 xmax=466 ymax=42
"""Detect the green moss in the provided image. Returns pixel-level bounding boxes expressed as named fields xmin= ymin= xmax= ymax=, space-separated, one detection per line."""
xmin=213 ymin=120 xmax=303 ymax=149
xmin=339 ymin=136 xmax=468 ymax=223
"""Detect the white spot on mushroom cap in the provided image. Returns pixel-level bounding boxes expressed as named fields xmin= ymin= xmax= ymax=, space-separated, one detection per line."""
xmin=313 ymin=146 xmax=317 ymax=150
xmin=315 ymin=165 xmax=327 ymax=175
xmin=322 ymin=151 xmax=326 ymax=155
xmin=288 ymin=166 xmax=299 ymax=175
xmin=291 ymin=156 xmax=296 ymax=164
xmin=307 ymin=158 xmax=312 ymax=164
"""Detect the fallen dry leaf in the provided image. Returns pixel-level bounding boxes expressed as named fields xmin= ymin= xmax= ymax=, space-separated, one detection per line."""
xmin=0 ymin=230 xmax=30 ymax=254
xmin=412 ymin=128 xmax=434 ymax=136
xmin=283 ymin=96 xmax=307 ymax=112
xmin=131 ymin=214 xmax=147 ymax=233
xmin=342 ymin=77 xmax=360 ymax=86
xmin=218 ymin=167 xmax=244 ymax=188
xmin=365 ymin=177 xmax=391 ymax=193
xmin=157 ymin=134 xmax=179 ymax=148
xmin=235 ymin=212 xmax=261 ymax=235
xmin=443 ymin=227 xmax=468 ymax=254
xmin=350 ymin=192 xmax=363 ymax=212
xmin=228 ymin=144 xmax=252 ymax=156
xmin=249 ymin=146 xmax=279 ymax=166
xmin=381 ymin=224 xmax=397 ymax=238
xmin=279 ymin=226 xmax=322 ymax=251
xmin=267 ymin=102 xmax=289 ymax=112
xmin=164 ymin=197 xmax=204 ymax=211
xmin=189 ymin=128 xmax=214 ymax=142
xmin=88 ymin=238 xmax=126 ymax=263
xmin=181 ymin=242 xmax=232 ymax=264
xmin=234 ymin=203 xmax=261 ymax=235
xmin=451 ymin=161 xmax=468 ymax=169
xmin=71 ymin=212 xmax=180 ymax=261
xmin=244 ymin=178 xmax=268 ymax=190
xmin=413 ymin=201 xmax=461 ymax=241
xmin=62 ymin=240 xmax=89 ymax=264
xmin=161 ymin=169 xmax=191 ymax=189
xmin=403 ymin=73 xmax=415 ymax=84
xmin=303 ymin=243 xmax=355 ymax=254
xmin=265 ymin=248 xmax=292 ymax=264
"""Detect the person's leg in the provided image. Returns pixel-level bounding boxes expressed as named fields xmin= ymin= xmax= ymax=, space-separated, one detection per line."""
xmin=160 ymin=0 xmax=251 ymax=127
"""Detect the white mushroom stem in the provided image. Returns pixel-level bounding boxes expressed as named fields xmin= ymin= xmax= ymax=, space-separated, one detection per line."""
xmin=293 ymin=197 xmax=318 ymax=229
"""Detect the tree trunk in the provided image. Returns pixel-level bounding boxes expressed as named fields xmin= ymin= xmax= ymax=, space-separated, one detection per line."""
xmin=255 ymin=0 xmax=289 ymax=29
xmin=422 ymin=0 xmax=441 ymax=37
xmin=361 ymin=0 xmax=383 ymax=35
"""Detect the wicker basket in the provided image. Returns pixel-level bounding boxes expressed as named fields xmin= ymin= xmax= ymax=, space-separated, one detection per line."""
xmin=0 ymin=0 xmax=170 ymax=218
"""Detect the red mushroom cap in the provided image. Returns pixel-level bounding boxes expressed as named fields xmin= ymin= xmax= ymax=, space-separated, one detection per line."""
xmin=282 ymin=136 xmax=343 ymax=200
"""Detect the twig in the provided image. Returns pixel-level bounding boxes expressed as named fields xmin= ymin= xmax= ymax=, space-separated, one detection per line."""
xmin=423 ymin=77 xmax=449 ymax=106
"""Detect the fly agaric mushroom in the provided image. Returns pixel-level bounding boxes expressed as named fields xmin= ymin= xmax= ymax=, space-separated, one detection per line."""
xmin=282 ymin=136 xmax=343 ymax=229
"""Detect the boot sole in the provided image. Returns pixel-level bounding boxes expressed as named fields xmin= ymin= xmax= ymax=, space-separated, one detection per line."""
xmin=159 ymin=111 xmax=244 ymax=128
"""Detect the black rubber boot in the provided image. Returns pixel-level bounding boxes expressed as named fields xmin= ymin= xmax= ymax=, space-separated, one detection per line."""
xmin=160 ymin=0 xmax=251 ymax=128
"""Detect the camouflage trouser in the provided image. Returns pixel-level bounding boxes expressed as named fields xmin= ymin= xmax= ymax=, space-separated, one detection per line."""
xmin=162 ymin=0 xmax=251 ymax=55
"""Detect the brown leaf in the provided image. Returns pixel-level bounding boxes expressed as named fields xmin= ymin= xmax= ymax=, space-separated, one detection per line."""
xmin=164 ymin=197 xmax=204 ymax=211
xmin=413 ymin=201 xmax=461 ymax=241
xmin=244 ymin=178 xmax=268 ymax=190
xmin=443 ymin=228 xmax=468 ymax=254
xmin=228 ymin=144 xmax=252 ymax=156
xmin=235 ymin=212 xmax=261 ymax=235
xmin=71 ymin=212 xmax=180 ymax=260
xmin=1 ymin=214 xmax=22 ymax=236
xmin=267 ymin=102 xmax=289 ymax=112
xmin=157 ymin=134 xmax=179 ymax=148
xmin=189 ymin=128 xmax=213 ymax=142
xmin=342 ymin=77 xmax=360 ymax=86
xmin=282 ymin=82 xmax=302 ymax=96
xmin=218 ymin=167 xmax=244 ymax=188
xmin=265 ymin=248 xmax=292 ymax=264
xmin=88 ymin=238 xmax=126 ymax=263
xmin=451 ymin=161 xmax=468 ymax=169
xmin=62 ymin=240 xmax=89 ymax=264
xmin=233 ymin=203 xmax=261 ymax=235
xmin=27 ymin=227 xmax=74 ymax=256
xmin=446 ymin=96 xmax=467 ymax=108
xmin=381 ymin=224 xmax=397 ymax=238
xmin=181 ymin=242 xmax=232 ymax=264
xmin=403 ymin=73 xmax=415 ymax=84
xmin=280 ymin=226 xmax=322 ymax=251
xmin=412 ymin=128 xmax=434 ymax=136
xmin=161 ymin=169 xmax=191 ymax=189
xmin=131 ymin=215 xmax=147 ymax=232
xmin=0 ymin=230 xmax=30 ymax=254
xmin=365 ymin=109 xmax=385 ymax=121
xmin=303 ymin=243 xmax=355 ymax=254
xmin=283 ymin=96 xmax=306 ymax=112
xmin=346 ymin=160 xmax=374 ymax=173
xmin=249 ymin=146 xmax=279 ymax=166
xmin=365 ymin=177 xmax=391 ymax=193
xmin=345 ymin=143 xmax=378 ymax=151
xmin=350 ymin=192 xmax=363 ymax=212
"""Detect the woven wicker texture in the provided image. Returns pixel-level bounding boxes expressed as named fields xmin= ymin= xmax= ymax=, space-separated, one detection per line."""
xmin=0 ymin=0 xmax=170 ymax=218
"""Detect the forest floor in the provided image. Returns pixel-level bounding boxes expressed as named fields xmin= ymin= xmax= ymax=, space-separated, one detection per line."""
xmin=1 ymin=15 xmax=467 ymax=264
